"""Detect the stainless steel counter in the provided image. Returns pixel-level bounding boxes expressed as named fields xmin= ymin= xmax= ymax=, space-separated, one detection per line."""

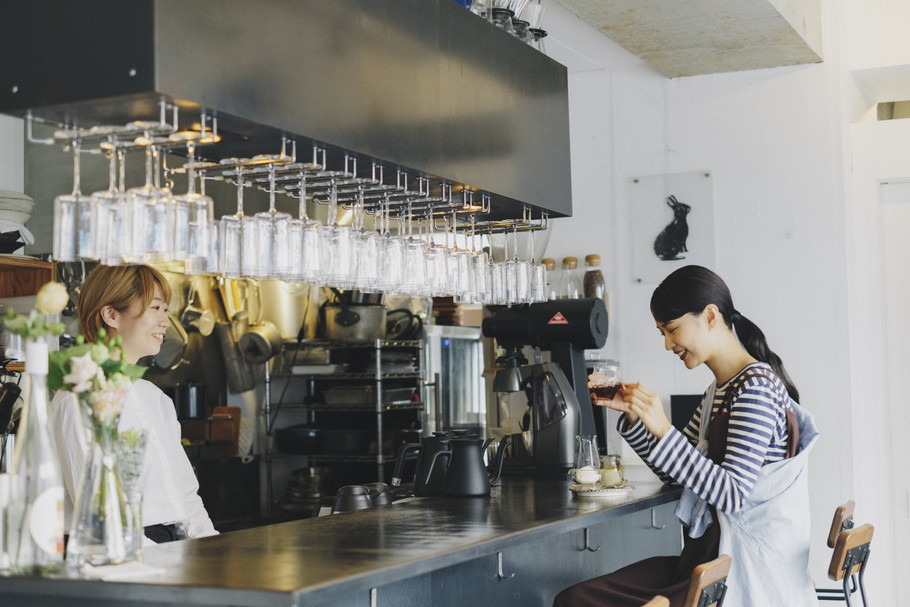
xmin=0 ymin=477 xmax=682 ymax=607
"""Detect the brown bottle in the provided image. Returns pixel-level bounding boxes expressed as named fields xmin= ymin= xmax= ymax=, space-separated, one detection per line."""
xmin=583 ymin=254 xmax=605 ymax=299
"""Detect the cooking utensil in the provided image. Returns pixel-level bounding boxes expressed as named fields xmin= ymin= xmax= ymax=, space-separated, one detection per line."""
xmin=152 ymin=315 xmax=188 ymax=371
xmin=238 ymin=280 xmax=283 ymax=363
xmin=423 ymin=435 xmax=511 ymax=497
xmin=181 ymin=283 xmax=215 ymax=336
xmin=321 ymin=287 xmax=387 ymax=341
xmin=214 ymin=321 xmax=256 ymax=393
xmin=274 ymin=425 xmax=321 ymax=454
xmin=174 ymin=381 xmax=207 ymax=420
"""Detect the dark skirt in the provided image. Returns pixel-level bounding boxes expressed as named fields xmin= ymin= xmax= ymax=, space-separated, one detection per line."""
xmin=552 ymin=514 xmax=720 ymax=607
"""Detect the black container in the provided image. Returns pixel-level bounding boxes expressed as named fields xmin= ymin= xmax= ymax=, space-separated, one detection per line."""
xmin=174 ymin=382 xmax=207 ymax=420
xmin=274 ymin=426 xmax=321 ymax=455
xmin=333 ymin=485 xmax=374 ymax=513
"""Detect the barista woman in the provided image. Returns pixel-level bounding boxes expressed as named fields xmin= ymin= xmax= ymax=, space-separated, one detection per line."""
xmin=50 ymin=264 xmax=217 ymax=543
xmin=554 ymin=265 xmax=819 ymax=607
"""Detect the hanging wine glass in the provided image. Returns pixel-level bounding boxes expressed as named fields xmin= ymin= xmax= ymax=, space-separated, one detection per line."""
xmin=53 ymin=139 xmax=93 ymax=261
xmin=400 ymin=201 xmax=428 ymax=294
xmin=376 ymin=195 xmax=404 ymax=293
xmin=252 ymin=162 xmax=292 ymax=279
xmin=287 ymin=172 xmax=322 ymax=283
xmin=218 ymin=163 xmax=252 ymax=279
xmin=122 ymin=129 xmax=172 ymax=262
xmin=528 ymin=220 xmax=547 ymax=302
xmin=425 ymin=214 xmax=449 ymax=297
xmin=351 ymin=186 xmax=382 ymax=291
xmin=171 ymin=138 xmax=215 ymax=274
xmin=318 ymin=179 xmax=355 ymax=287
xmin=92 ymin=139 xmax=126 ymax=265
xmin=468 ymin=217 xmax=491 ymax=304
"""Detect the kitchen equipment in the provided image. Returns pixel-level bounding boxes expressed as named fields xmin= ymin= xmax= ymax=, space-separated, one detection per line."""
xmin=238 ymin=280 xmax=283 ymax=363
xmin=422 ymin=325 xmax=485 ymax=436
xmin=180 ymin=285 xmax=215 ymax=337
xmin=239 ymin=320 xmax=282 ymax=364
xmin=391 ymin=431 xmax=459 ymax=497
xmin=152 ymin=315 xmax=188 ymax=371
xmin=274 ymin=425 xmax=321 ymax=455
xmin=321 ymin=385 xmax=415 ymax=407
xmin=364 ymin=482 xmax=392 ymax=506
xmin=332 ymin=485 xmax=374 ymax=514
xmin=210 ymin=406 xmax=242 ymax=456
xmin=214 ymin=322 xmax=256 ymax=393
xmin=174 ymin=381 xmax=207 ymax=420
xmin=385 ymin=308 xmax=422 ymax=340
xmin=423 ymin=435 xmax=511 ymax=497
xmin=482 ymin=299 xmax=608 ymax=470
xmin=321 ymin=288 xmax=386 ymax=342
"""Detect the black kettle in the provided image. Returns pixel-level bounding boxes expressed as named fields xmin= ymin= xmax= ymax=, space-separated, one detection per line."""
xmin=391 ymin=432 xmax=456 ymax=496
xmin=423 ymin=435 xmax=511 ymax=497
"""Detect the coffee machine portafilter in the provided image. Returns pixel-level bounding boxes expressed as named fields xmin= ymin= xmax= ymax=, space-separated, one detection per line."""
xmin=482 ymin=299 xmax=608 ymax=472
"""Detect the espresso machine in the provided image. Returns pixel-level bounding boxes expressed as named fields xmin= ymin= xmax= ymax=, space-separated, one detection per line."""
xmin=482 ymin=299 xmax=608 ymax=472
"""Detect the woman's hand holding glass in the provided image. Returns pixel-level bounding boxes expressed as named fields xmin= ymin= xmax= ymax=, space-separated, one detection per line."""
xmin=593 ymin=381 xmax=672 ymax=439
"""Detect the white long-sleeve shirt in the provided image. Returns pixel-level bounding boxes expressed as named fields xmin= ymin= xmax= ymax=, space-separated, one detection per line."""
xmin=49 ymin=379 xmax=217 ymax=541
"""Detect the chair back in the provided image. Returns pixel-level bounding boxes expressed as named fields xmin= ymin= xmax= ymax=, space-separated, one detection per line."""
xmin=827 ymin=500 xmax=855 ymax=549
xmin=828 ymin=523 xmax=874 ymax=582
xmin=642 ymin=597 xmax=670 ymax=607
xmin=682 ymin=554 xmax=732 ymax=607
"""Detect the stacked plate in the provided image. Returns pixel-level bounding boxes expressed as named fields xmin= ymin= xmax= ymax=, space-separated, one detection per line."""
xmin=0 ymin=190 xmax=36 ymax=255
xmin=0 ymin=190 xmax=34 ymax=225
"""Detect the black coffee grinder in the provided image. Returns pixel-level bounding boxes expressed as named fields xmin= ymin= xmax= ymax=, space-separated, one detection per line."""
xmin=482 ymin=299 xmax=608 ymax=472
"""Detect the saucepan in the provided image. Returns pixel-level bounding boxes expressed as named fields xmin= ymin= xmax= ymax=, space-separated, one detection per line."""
xmin=321 ymin=288 xmax=386 ymax=342
xmin=180 ymin=283 xmax=215 ymax=337
xmin=238 ymin=280 xmax=282 ymax=363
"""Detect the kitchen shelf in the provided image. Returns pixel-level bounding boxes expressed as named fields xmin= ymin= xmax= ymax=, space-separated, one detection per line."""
xmin=0 ymin=257 xmax=54 ymax=298
xmin=277 ymin=401 xmax=423 ymax=412
xmin=275 ymin=371 xmax=421 ymax=380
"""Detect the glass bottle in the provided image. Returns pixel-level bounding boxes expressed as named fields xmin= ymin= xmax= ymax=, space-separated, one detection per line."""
xmin=560 ymin=257 xmax=584 ymax=299
xmin=7 ymin=340 xmax=64 ymax=575
xmin=541 ymin=258 xmax=559 ymax=301
xmin=583 ymin=254 xmax=606 ymax=299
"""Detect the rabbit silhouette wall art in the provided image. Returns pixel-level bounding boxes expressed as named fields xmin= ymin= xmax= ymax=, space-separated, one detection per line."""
xmin=653 ymin=195 xmax=691 ymax=261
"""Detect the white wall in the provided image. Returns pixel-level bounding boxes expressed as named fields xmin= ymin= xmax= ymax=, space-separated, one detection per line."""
xmin=543 ymin=0 xmax=900 ymax=602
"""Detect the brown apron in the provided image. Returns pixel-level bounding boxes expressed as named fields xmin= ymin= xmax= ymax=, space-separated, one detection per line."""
xmin=552 ymin=371 xmax=799 ymax=607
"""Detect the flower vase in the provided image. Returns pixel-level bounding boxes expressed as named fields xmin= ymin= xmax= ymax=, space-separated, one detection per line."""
xmin=116 ymin=429 xmax=148 ymax=561
xmin=66 ymin=390 xmax=131 ymax=568
xmin=6 ymin=339 xmax=65 ymax=575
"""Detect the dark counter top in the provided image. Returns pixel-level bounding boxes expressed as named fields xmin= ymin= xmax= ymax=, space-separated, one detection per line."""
xmin=1 ymin=476 xmax=681 ymax=607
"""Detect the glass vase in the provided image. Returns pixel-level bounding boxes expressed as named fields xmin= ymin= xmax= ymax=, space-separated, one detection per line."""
xmin=66 ymin=391 xmax=131 ymax=568
xmin=6 ymin=339 xmax=65 ymax=575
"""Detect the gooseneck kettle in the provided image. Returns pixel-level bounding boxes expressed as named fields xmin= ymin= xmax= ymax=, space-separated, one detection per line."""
xmin=423 ymin=435 xmax=511 ymax=497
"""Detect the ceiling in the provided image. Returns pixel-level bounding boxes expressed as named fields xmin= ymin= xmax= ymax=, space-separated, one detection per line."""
xmin=554 ymin=0 xmax=823 ymax=78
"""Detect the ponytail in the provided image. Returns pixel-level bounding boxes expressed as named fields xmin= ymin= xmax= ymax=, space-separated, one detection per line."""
xmin=732 ymin=314 xmax=800 ymax=403
xmin=651 ymin=265 xmax=800 ymax=403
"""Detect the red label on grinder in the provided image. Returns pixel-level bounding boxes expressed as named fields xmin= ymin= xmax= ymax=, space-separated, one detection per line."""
xmin=548 ymin=312 xmax=569 ymax=325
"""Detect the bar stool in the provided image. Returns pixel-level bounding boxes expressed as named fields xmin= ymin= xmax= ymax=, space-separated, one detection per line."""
xmin=824 ymin=524 xmax=874 ymax=607
xmin=644 ymin=555 xmax=733 ymax=607
xmin=817 ymin=500 xmax=857 ymax=602
xmin=682 ymin=554 xmax=732 ymax=607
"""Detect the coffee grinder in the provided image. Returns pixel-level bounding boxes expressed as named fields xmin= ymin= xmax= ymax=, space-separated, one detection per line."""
xmin=482 ymin=299 xmax=608 ymax=472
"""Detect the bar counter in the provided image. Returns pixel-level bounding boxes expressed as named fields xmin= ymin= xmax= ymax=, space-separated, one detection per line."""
xmin=1 ymin=476 xmax=682 ymax=607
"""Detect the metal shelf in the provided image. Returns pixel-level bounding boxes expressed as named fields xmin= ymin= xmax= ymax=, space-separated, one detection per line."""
xmin=276 ymin=401 xmax=423 ymax=412
xmin=274 ymin=371 xmax=421 ymax=380
xmin=288 ymin=339 xmax=422 ymax=349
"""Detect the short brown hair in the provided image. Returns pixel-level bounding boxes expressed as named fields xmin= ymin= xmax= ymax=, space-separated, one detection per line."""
xmin=78 ymin=265 xmax=172 ymax=343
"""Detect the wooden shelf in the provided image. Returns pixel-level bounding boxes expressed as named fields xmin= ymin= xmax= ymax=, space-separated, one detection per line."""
xmin=0 ymin=257 xmax=54 ymax=298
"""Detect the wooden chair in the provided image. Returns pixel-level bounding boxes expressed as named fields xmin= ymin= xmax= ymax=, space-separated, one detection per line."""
xmin=683 ymin=554 xmax=732 ymax=607
xmin=824 ymin=524 xmax=874 ymax=607
xmin=641 ymin=597 xmax=670 ymax=607
xmin=817 ymin=500 xmax=858 ymax=602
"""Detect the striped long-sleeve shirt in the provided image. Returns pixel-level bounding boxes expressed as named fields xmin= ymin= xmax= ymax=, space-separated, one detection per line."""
xmin=619 ymin=362 xmax=791 ymax=514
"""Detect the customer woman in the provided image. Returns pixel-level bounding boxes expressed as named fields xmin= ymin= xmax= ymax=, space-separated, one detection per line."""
xmin=554 ymin=265 xmax=818 ymax=606
xmin=50 ymin=264 xmax=217 ymax=543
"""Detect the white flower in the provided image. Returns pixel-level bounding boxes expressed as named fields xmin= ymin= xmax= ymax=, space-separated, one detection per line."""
xmin=63 ymin=353 xmax=101 ymax=393
xmin=91 ymin=388 xmax=127 ymax=425
xmin=35 ymin=282 xmax=69 ymax=316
